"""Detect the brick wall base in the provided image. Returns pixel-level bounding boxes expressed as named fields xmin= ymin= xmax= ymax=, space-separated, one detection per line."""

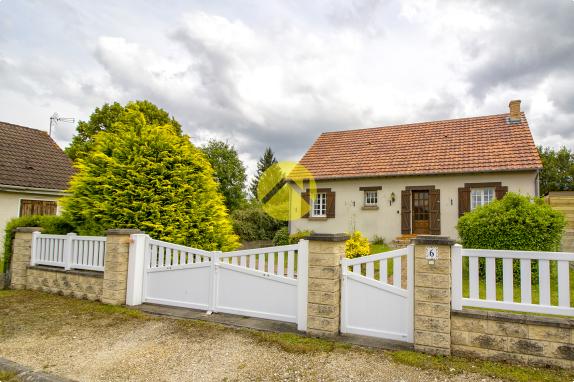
xmin=26 ymin=266 xmax=103 ymax=301
xmin=452 ymin=309 xmax=574 ymax=369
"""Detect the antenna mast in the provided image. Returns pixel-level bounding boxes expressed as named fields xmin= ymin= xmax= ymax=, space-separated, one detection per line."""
xmin=49 ymin=113 xmax=75 ymax=137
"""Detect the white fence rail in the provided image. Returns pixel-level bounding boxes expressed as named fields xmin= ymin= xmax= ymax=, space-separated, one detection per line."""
xmin=31 ymin=232 xmax=106 ymax=272
xmin=452 ymin=244 xmax=574 ymax=316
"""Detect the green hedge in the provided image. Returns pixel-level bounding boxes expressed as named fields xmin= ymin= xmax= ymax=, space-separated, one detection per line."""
xmin=1 ymin=215 xmax=75 ymax=273
xmin=231 ymin=205 xmax=285 ymax=242
xmin=457 ymin=193 xmax=565 ymax=281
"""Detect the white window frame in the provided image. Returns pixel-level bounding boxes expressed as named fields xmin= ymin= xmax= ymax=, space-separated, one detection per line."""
xmin=311 ymin=192 xmax=327 ymax=217
xmin=470 ymin=188 xmax=495 ymax=210
xmin=364 ymin=190 xmax=378 ymax=206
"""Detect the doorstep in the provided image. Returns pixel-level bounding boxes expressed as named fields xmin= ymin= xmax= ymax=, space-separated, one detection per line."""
xmin=135 ymin=303 xmax=413 ymax=351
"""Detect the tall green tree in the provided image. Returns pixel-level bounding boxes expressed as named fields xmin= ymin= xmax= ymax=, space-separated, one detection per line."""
xmin=538 ymin=146 xmax=574 ymax=195
xmin=201 ymin=140 xmax=247 ymax=211
xmin=249 ymin=147 xmax=278 ymax=199
xmin=61 ymin=109 xmax=239 ymax=251
xmin=65 ymin=100 xmax=182 ymax=161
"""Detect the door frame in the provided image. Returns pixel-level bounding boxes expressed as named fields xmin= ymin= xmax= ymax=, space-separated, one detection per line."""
xmin=403 ymin=185 xmax=437 ymax=235
xmin=411 ymin=190 xmax=431 ymax=234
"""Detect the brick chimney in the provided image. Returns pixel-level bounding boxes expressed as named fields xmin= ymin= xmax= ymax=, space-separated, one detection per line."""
xmin=508 ymin=100 xmax=521 ymax=122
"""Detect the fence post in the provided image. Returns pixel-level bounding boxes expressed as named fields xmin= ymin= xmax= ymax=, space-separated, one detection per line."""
xmin=126 ymin=233 xmax=149 ymax=306
xmin=29 ymin=231 xmax=40 ymax=267
xmin=451 ymin=244 xmax=463 ymax=311
xmin=307 ymin=233 xmax=349 ymax=337
xmin=63 ymin=232 xmax=76 ymax=271
xmin=102 ymin=228 xmax=143 ymax=305
xmin=412 ymin=235 xmax=456 ymax=356
xmin=297 ymin=239 xmax=309 ymax=331
xmin=11 ymin=227 xmax=42 ymax=289
xmin=208 ymin=251 xmax=221 ymax=313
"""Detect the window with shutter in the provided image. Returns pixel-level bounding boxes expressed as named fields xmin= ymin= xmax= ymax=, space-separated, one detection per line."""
xmin=19 ymin=199 xmax=57 ymax=217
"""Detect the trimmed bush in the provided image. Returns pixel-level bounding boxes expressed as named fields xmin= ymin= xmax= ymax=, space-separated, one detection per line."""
xmin=231 ymin=205 xmax=285 ymax=242
xmin=289 ymin=230 xmax=312 ymax=244
xmin=272 ymin=227 xmax=289 ymax=246
xmin=345 ymin=231 xmax=370 ymax=259
xmin=1 ymin=215 xmax=74 ymax=272
xmin=457 ymin=192 xmax=565 ymax=281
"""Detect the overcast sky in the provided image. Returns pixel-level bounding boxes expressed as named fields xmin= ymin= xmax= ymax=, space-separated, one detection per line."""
xmin=1 ymin=0 xmax=573 ymax=177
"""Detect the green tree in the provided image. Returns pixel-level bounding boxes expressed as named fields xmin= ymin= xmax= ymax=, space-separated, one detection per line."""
xmin=61 ymin=109 xmax=239 ymax=251
xmin=65 ymin=100 xmax=182 ymax=161
xmin=200 ymin=140 xmax=247 ymax=212
xmin=249 ymin=147 xmax=278 ymax=199
xmin=538 ymin=146 xmax=574 ymax=195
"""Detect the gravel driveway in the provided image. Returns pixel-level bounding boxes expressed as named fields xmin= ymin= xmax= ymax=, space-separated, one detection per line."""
xmin=0 ymin=290 xmax=499 ymax=382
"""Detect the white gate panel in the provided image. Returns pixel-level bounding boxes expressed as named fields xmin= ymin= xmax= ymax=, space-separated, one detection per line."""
xmin=216 ymin=264 xmax=298 ymax=323
xmin=145 ymin=265 xmax=211 ymax=310
xmin=341 ymin=246 xmax=414 ymax=343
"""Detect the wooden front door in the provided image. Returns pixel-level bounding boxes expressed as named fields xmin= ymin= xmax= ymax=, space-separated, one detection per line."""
xmin=412 ymin=191 xmax=430 ymax=234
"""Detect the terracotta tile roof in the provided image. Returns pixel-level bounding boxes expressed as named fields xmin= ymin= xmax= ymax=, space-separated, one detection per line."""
xmin=296 ymin=112 xmax=542 ymax=180
xmin=0 ymin=121 xmax=75 ymax=190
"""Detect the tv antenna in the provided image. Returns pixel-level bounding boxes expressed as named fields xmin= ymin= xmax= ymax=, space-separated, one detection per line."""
xmin=49 ymin=113 xmax=75 ymax=137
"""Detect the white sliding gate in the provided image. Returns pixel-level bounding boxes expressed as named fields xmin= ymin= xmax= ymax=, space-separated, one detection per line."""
xmin=340 ymin=245 xmax=414 ymax=343
xmin=127 ymin=235 xmax=308 ymax=330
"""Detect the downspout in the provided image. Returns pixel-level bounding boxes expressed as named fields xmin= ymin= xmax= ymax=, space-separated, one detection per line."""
xmin=535 ymin=169 xmax=540 ymax=197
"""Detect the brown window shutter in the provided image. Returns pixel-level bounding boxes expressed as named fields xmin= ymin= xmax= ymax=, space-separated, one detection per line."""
xmin=458 ymin=188 xmax=470 ymax=217
xmin=301 ymin=191 xmax=310 ymax=218
xmin=401 ymin=190 xmax=411 ymax=234
xmin=495 ymin=186 xmax=508 ymax=200
xmin=326 ymin=191 xmax=336 ymax=218
xmin=20 ymin=200 xmax=57 ymax=217
xmin=429 ymin=189 xmax=441 ymax=235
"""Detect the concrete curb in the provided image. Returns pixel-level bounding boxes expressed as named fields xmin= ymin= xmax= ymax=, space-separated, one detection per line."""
xmin=0 ymin=357 xmax=75 ymax=382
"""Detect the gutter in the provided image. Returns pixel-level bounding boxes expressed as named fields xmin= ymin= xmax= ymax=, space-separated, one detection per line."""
xmin=0 ymin=184 xmax=68 ymax=196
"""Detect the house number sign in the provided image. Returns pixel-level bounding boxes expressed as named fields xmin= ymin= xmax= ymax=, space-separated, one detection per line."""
xmin=425 ymin=247 xmax=439 ymax=264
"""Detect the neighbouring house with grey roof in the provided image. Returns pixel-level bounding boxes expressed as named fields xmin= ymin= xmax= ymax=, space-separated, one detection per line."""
xmin=0 ymin=121 xmax=75 ymax=255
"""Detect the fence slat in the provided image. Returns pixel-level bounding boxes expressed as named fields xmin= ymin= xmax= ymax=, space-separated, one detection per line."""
xmin=249 ymin=254 xmax=256 ymax=269
xmin=486 ymin=257 xmax=496 ymax=300
xmin=240 ymin=255 xmax=247 ymax=268
xmin=352 ymin=264 xmax=360 ymax=275
xmin=379 ymin=259 xmax=387 ymax=283
xmin=520 ymin=259 xmax=532 ymax=304
xmin=558 ymin=260 xmax=570 ymax=307
xmin=277 ymin=251 xmax=284 ymax=276
xmin=231 ymin=256 xmax=238 ymax=266
xmin=469 ymin=256 xmax=479 ymax=299
xmin=267 ymin=252 xmax=275 ymax=274
xmin=503 ymin=258 xmax=513 ymax=302
xmin=366 ymin=261 xmax=374 ymax=279
xmin=258 ymin=253 xmax=265 ymax=271
xmin=393 ymin=256 xmax=401 ymax=288
xmin=287 ymin=251 xmax=294 ymax=278
xmin=539 ymin=259 xmax=551 ymax=306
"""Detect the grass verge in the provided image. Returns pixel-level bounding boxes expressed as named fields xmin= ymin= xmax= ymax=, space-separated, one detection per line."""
xmin=390 ymin=350 xmax=574 ymax=382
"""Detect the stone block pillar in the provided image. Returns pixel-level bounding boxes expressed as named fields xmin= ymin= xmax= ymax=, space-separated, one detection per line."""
xmin=102 ymin=229 xmax=142 ymax=305
xmin=9 ymin=227 xmax=42 ymax=289
xmin=307 ymin=233 xmax=348 ymax=337
xmin=412 ymin=235 xmax=455 ymax=355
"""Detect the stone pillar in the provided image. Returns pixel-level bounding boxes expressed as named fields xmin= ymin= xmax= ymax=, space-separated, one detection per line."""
xmin=102 ymin=229 xmax=142 ymax=305
xmin=412 ymin=235 xmax=455 ymax=355
xmin=10 ymin=227 xmax=42 ymax=290
xmin=307 ymin=233 xmax=348 ymax=337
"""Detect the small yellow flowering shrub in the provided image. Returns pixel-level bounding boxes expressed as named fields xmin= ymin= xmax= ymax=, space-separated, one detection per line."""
xmin=345 ymin=231 xmax=370 ymax=259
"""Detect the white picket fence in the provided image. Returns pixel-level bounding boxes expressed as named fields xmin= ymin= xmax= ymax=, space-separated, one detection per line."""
xmin=31 ymin=232 xmax=106 ymax=272
xmin=452 ymin=244 xmax=574 ymax=316
xmin=127 ymin=235 xmax=308 ymax=330
xmin=340 ymin=246 xmax=414 ymax=342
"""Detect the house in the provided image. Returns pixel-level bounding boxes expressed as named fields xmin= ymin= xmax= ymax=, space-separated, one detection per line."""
xmin=289 ymin=100 xmax=542 ymax=243
xmin=0 ymin=121 xmax=75 ymax=250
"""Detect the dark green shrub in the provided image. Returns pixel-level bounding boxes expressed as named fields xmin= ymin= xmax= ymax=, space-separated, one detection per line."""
xmin=1 ymin=215 xmax=75 ymax=272
xmin=289 ymin=230 xmax=312 ymax=244
xmin=231 ymin=205 xmax=285 ymax=242
xmin=457 ymin=193 xmax=565 ymax=281
xmin=272 ymin=227 xmax=289 ymax=246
